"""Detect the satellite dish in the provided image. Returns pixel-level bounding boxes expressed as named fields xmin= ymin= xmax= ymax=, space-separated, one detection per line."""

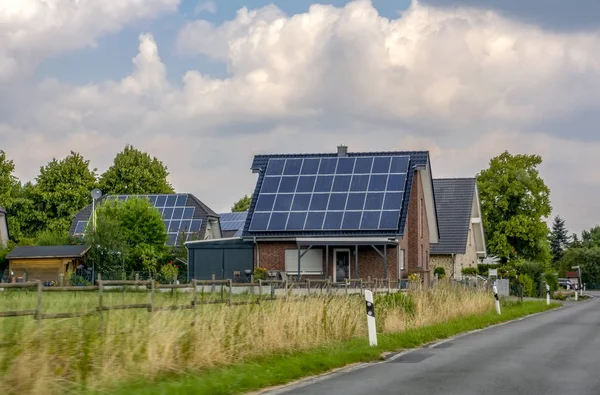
xmin=91 ymin=188 xmax=102 ymax=200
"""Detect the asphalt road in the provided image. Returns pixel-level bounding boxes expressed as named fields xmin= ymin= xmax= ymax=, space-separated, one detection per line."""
xmin=264 ymin=295 xmax=600 ymax=395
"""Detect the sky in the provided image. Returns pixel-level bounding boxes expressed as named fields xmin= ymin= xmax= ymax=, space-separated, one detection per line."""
xmin=1 ymin=0 xmax=599 ymax=235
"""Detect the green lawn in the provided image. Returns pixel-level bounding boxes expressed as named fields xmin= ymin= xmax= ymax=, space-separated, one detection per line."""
xmin=88 ymin=300 xmax=560 ymax=395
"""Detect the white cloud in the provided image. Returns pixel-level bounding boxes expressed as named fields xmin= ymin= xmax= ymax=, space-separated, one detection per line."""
xmin=2 ymin=0 xmax=600 ymax=234
xmin=0 ymin=0 xmax=179 ymax=80
xmin=194 ymin=1 xmax=217 ymax=15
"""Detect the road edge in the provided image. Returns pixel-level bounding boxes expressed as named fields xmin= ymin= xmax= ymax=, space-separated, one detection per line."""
xmin=255 ymin=303 xmax=564 ymax=394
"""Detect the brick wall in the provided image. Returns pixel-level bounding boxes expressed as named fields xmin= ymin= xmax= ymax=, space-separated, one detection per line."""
xmin=256 ymin=242 xmax=399 ymax=280
xmin=405 ymin=169 xmax=431 ymax=282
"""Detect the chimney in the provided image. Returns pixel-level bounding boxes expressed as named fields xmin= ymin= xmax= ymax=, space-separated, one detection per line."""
xmin=337 ymin=144 xmax=348 ymax=157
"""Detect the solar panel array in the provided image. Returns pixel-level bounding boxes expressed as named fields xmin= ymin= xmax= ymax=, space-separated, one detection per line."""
xmin=249 ymin=156 xmax=409 ymax=232
xmin=73 ymin=194 xmax=203 ymax=245
xmin=219 ymin=212 xmax=248 ymax=237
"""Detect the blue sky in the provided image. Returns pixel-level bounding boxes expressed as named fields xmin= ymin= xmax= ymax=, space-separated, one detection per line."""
xmin=37 ymin=0 xmax=412 ymax=85
xmin=3 ymin=0 xmax=600 ymax=233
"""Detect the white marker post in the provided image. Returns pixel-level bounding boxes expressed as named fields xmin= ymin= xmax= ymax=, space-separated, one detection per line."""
xmin=545 ymin=283 xmax=550 ymax=305
xmin=364 ymin=290 xmax=378 ymax=347
xmin=575 ymin=287 xmax=578 ymax=301
xmin=493 ymin=282 xmax=501 ymax=315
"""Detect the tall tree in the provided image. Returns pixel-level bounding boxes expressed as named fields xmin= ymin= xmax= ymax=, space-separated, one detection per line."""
xmin=85 ymin=197 xmax=168 ymax=275
xmin=231 ymin=195 xmax=251 ymax=212
xmin=549 ymin=215 xmax=570 ymax=266
xmin=99 ymin=145 xmax=174 ymax=195
xmin=0 ymin=150 xmax=18 ymax=204
xmin=34 ymin=151 xmax=97 ymax=233
xmin=477 ymin=151 xmax=552 ymax=264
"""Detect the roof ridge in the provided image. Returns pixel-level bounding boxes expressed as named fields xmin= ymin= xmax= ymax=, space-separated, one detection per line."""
xmin=433 ymin=177 xmax=476 ymax=181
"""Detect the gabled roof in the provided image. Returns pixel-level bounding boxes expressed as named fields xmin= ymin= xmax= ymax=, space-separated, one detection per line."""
xmin=430 ymin=178 xmax=476 ymax=255
xmin=219 ymin=212 xmax=247 ymax=237
xmin=68 ymin=193 xmax=218 ymax=245
xmin=6 ymin=245 xmax=90 ymax=259
xmin=243 ymin=148 xmax=437 ymax=239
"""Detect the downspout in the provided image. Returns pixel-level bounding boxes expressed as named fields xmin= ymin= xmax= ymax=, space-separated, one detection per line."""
xmin=452 ymin=253 xmax=456 ymax=279
xmin=254 ymin=236 xmax=260 ymax=268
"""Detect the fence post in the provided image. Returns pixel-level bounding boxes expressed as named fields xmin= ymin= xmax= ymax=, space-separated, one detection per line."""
xmin=258 ymin=279 xmax=262 ymax=303
xmin=307 ymin=279 xmax=311 ymax=296
xmin=150 ymin=278 xmax=155 ymax=313
xmin=98 ymin=274 xmax=103 ymax=332
xmin=211 ymin=274 xmax=216 ymax=294
xmin=59 ymin=273 xmax=64 ymax=287
xmin=192 ymin=279 xmax=197 ymax=326
xmin=387 ymin=278 xmax=391 ymax=294
xmin=228 ymin=279 xmax=233 ymax=307
xmin=36 ymin=280 xmax=42 ymax=328
xmin=360 ymin=279 xmax=364 ymax=296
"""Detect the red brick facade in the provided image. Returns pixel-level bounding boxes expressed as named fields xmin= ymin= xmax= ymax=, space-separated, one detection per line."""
xmin=254 ymin=169 xmax=430 ymax=281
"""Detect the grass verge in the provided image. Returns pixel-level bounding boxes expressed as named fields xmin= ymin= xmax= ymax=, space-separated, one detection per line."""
xmin=94 ymin=300 xmax=560 ymax=395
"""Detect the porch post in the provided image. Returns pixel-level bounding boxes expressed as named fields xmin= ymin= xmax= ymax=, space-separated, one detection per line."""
xmin=355 ymin=245 xmax=359 ymax=280
xmin=383 ymin=244 xmax=388 ymax=280
xmin=326 ymin=245 xmax=329 ymax=279
xmin=297 ymin=244 xmax=301 ymax=281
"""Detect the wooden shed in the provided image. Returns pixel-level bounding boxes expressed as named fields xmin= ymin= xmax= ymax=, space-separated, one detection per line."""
xmin=6 ymin=245 xmax=90 ymax=283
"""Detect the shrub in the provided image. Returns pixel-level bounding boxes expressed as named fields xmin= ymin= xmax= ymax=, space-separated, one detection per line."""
xmin=433 ymin=267 xmax=446 ymax=279
xmin=517 ymin=274 xmax=534 ymax=297
xmin=159 ymin=262 xmax=179 ymax=283
xmin=408 ymin=273 xmax=420 ymax=282
xmin=542 ymin=271 xmax=559 ymax=292
xmin=462 ymin=267 xmax=477 ymax=276
xmin=253 ymin=267 xmax=268 ymax=281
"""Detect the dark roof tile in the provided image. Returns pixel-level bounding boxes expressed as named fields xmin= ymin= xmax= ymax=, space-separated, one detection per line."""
xmin=430 ymin=178 xmax=476 ymax=255
xmin=6 ymin=245 xmax=90 ymax=259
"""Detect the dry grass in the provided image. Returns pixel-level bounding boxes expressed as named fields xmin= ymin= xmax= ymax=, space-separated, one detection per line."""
xmin=0 ymin=283 xmax=492 ymax=395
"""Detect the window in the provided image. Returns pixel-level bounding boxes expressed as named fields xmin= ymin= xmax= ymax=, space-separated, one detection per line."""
xmin=285 ymin=249 xmax=323 ymax=274
xmin=399 ymin=248 xmax=405 ymax=271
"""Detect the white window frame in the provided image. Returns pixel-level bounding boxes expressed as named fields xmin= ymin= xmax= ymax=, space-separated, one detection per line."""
xmin=285 ymin=249 xmax=323 ymax=275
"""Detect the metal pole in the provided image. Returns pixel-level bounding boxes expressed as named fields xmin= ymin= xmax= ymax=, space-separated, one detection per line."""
xmin=383 ymin=244 xmax=387 ymax=280
xmin=355 ymin=245 xmax=359 ymax=280
xmin=297 ymin=245 xmax=301 ymax=281
xmin=98 ymin=274 xmax=103 ymax=331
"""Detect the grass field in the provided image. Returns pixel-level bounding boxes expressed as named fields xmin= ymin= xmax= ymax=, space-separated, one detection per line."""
xmin=0 ymin=284 xmax=553 ymax=395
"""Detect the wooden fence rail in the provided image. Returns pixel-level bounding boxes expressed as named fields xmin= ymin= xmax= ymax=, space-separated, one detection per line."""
xmin=0 ymin=276 xmax=414 ymax=330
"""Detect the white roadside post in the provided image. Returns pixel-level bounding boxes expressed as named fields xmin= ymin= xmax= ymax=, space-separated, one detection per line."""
xmin=545 ymin=282 xmax=550 ymax=305
xmin=493 ymin=282 xmax=501 ymax=315
xmin=364 ymin=290 xmax=378 ymax=347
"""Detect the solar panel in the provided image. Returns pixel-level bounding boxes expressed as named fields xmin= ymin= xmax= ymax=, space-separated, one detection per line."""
xmin=73 ymin=194 xmax=199 ymax=246
xmin=248 ymin=155 xmax=409 ymax=232
xmin=219 ymin=212 xmax=248 ymax=233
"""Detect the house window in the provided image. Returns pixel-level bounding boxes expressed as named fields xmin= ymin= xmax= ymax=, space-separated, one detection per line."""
xmin=399 ymin=249 xmax=405 ymax=271
xmin=284 ymin=249 xmax=323 ymax=275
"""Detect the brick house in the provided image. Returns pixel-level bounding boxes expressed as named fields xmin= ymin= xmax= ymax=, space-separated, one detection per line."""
xmin=241 ymin=146 xmax=440 ymax=283
xmin=429 ymin=178 xmax=486 ymax=279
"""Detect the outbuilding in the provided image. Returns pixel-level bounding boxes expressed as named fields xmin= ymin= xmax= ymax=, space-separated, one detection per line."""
xmin=186 ymin=238 xmax=254 ymax=282
xmin=6 ymin=245 xmax=90 ymax=283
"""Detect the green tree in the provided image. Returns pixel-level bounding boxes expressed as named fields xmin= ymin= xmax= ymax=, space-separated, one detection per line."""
xmin=477 ymin=151 xmax=552 ymax=264
xmin=84 ymin=197 xmax=168 ymax=275
xmin=34 ymin=151 xmax=97 ymax=233
xmin=231 ymin=195 xmax=251 ymax=212
xmin=99 ymin=145 xmax=174 ymax=195
xmin=549 ymin=215 xmax=570 ymax=267
xmin=0 ymin=150 xmax=18 ymax=204
xmin=3 ymin=182 xmax=46 ymax=243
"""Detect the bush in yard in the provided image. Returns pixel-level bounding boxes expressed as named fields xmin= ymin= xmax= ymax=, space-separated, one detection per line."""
xmin=433 ymin=267 xmax=446 ymax=279
xmin=517 ymin=274 xmax=534 ymax=297
xmin=542 ymin=270 xmax=559 ymax=293
xmin=462 ymin=267 xmax=477 ymax=276
xmin=159 ymin=261 xmax=179 ymax=283
xmin=253 ymin=267 xmax=267 ymax=281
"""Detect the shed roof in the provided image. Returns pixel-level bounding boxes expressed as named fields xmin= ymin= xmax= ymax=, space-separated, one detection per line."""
xmin=430 ymin=178 xmax=476 ymax=255
xmin=6 ymin=245 xmax=90 ymax=259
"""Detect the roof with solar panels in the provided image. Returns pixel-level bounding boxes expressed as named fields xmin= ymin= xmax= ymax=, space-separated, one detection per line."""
xmin=243 ymin=146 xmax=439 ymax=239
xmin=69 ymin=193 xmax=219 ymax=246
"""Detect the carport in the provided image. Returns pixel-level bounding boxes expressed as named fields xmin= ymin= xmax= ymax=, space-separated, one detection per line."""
xmin=186 ymin=238 xmax=254 ymax=281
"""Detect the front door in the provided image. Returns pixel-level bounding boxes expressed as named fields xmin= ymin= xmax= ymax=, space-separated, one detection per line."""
xmin=334 ymin=249 xmax=350 ymax=282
